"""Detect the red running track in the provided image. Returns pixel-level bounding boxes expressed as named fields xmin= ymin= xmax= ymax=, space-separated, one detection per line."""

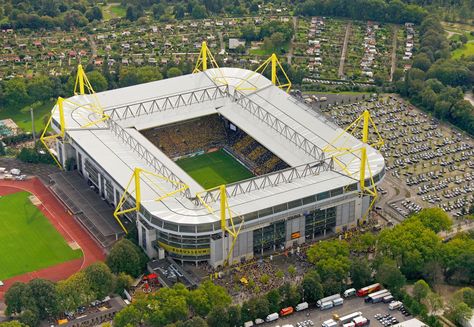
xmin=0 ymin=177 xmax=105 ymax=300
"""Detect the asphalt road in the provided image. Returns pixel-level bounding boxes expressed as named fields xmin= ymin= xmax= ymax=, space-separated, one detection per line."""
xmin=262 ymin=296 xmax=411 ymax=327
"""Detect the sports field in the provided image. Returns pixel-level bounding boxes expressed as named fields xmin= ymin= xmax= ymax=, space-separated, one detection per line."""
xmin=0 ymin=191 xmax=82 ymax=280
xmin=176 ymin=149 xmax=254 ymax=189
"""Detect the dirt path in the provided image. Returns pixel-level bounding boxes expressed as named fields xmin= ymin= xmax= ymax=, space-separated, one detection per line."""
xmin=464 ymin=91 xmax=474 ymax=106
xmin=88 ymin=35 xmax=97 ymax=65
xmin=389 ymin=26 xmax=398 ymax=82
xmin=338 ymin=22 xmax=352 ymax=78
xmin=287 ymin=16 xmax=298 ymax=65
xmin=0 ymin=178 xmax=105 ymax=300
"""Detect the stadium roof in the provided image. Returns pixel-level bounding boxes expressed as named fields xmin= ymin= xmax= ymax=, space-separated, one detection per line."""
xmin=53 ymin=68 xmax=385 ymax=226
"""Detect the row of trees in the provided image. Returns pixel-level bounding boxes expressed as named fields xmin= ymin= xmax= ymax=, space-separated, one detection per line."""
xmin=395 ymin=16 xmax=474 ymax=135
xmin=295 ymin=0 xmax=427 ymax=24
xmin=3 ymin=239 xmax=146 ymax=327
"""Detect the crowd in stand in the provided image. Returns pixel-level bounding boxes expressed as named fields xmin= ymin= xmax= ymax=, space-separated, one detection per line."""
xmin=142 ymin=114 xmax=289 ymax=175
xmin=141 ymin=115 xmax=227 ymax=158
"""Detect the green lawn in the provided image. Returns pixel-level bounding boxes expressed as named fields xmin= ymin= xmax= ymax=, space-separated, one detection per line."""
xmin=0 ymin=192 xmax=82 ymax=280
xmin=101 ymin=3 xmax=126 ymax=20
xmin=176 ymin=149 xmax=254 ymax=189
xmin=452 ymin=42 xmax=474 ymax=59
xmin=0 ymin=100 xmax=54 ymax=133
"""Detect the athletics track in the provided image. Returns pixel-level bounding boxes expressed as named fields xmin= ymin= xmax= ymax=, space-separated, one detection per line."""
xmin=0 ymin=177 xmax=105 ymax=300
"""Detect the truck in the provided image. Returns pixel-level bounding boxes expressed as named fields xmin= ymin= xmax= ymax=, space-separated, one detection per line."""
xmin=254 ymin=319 xmax=264 ymax=325
xmin=280 ymin=307 xmax=294 ymax=316
xmin=367 ymin=291 xmax=391 ymax=304
xmin=338 ymin=312 xmax=362 ymax=325
xmin=383 ymin=295 xmax=394 ymax=303
xmin=353 ymin=316 xmax=370 ymax=327
xmin=244 ymin=321 xmax=254 ymax=327
xmin=343 ymin=323 xmax=356 ymax=327
xmin=389 ymin=301 xmax=403 ymax=310
xmin=265 ymin=313 xmax=279 ymax=322
xmin=356 ymin=283 xmax=381 ymax=297
xmin=364 ymin=290 xmax=390 ymax=303
xmin=333 ymin=298 xmax=344 ymax=306
xmin=344 ymin=288 xmax=356 ymax=298
xmin=322 ymin=319 xmax=338 ymax=327
xmin=296 ymin=302 xmax=309 ymax=311
xmin=320 ymin=301 xmax=334 ymax=310
xmin=317 ymin=294 xmax=342 ymax=307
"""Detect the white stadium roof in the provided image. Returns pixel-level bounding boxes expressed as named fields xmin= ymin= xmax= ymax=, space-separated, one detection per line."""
xmin=53 ymin=68 xmax=385 ymax=226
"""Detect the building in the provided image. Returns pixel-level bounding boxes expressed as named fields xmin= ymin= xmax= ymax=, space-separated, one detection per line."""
xmin=228 ymin=38 xmax=246 ymax=50
xmin=392 ymin=318 xmax=427 ymax=327
xmin=48 ymin=67 xmax=385 ymax=267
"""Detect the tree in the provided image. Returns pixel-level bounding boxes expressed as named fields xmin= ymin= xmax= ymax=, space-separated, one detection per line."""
xmin=278 ymin=282 xmax=301 ymax=307
xmin=0 ymin=322 xmax=27 ymax=327
xmin=350 ymin=259 xmax=373 ymax=289
xmin=174 ymin=4 xmax=186 ymax=19
xmin=5 ymin=282 xmax=33 ymax=316
xmin=442 ymin=235 xmax=474 ymax=284
xmin=452 ymin=288 xmax=474 ymax=308
xmin=307 ymin=240 xmax=351 ymax=283
xmin=106 ymin=239 xmax=145 ymax=277
xmin=413 ymin=280 xmax=430 ymax=302
xmin=191 ymin=5 xmax=207 ymax=19
xmin=412 ymin=53 xmax=432 ymax=72
xmin=451 ymin=302 xmax=472 ymax=324
xmin=207 ymin=306 xmax=228 ymax=327
xmin=301 ymin=270 xmax=323 ymax=303
xmin=27 ymin=76 xmax=54 ymax=101
xmin=178 ymin=317 xmax=208 ymax=327
xmin=376 ymin=261 xmax=406 ymax=292
xmin=227 ymin=305 xmax=241 ymax=327
xmin=288 ymin=265 xmax=297 ymax=277
xmin=84 ymin=262 xmax=115 ymax=300
xmin=18 ymin=309 xmax=39 ymax=327
xmin=3 ymin=78 xmax=28 ymax=107
xmin=115 ymin=272 xmax=134 ymax=295
xmin=412 ymin=208 xmax=452 ymax=233
xmin=167 ymin=67 xmax=183 ymax=78
xmin=152 ymin=3 xmax=167 ymax=19
xmin=87 ymin=70 xmax=108 ymax=92
xmin=114 ymin=305 xmax=142 ymax=327
xmin=28 ymin=279 xmax=59 ymax=319
xmin=266 ymin=289 xmax=281 ymax=313
xmin=85 ymin=6 xmax=102 ymax=22
xmin=56 ymin=272 xmax=95 ymax=312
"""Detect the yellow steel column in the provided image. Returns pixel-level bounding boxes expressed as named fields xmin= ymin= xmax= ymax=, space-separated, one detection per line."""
xmin=134 ymin=168 xmax=141 ymax=211
xmin=220 ymin=185 xmax=226 ymax=231
xmin=77 ymin=64 xmax=85 ymax=95
xmin=362 ymin=110 xmax=369 ymax=143
xmin=360 ymin=147 xmax=367 ymax=190
xmin=202 ymin=42 xmax=208 ymax=71
xmin=271 ymin=54 xmax=277 ymax=85
xmin=57 ymin=97 xmax=65 ymax=137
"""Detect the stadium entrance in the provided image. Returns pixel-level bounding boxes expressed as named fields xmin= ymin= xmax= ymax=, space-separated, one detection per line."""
xmin=252 ymin=221 xmax=286 ymax=256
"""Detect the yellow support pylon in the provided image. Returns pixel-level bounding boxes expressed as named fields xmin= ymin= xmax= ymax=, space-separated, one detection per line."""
xmin=323 ymin=110 xmax=383 ymax=222
xmin=40 ymin=97 xmax=66 ymax=169
xmin=236 ymin=53 xmax=292 ymax=92
xmin=196 ymin=185 xmax=244 ymax=266
xmin=113 ymin=168 xmax=189 ymax=234
xmin=193 ymin=41 xmax=220 ymax=73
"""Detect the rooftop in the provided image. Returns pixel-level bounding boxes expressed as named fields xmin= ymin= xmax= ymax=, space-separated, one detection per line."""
xmin=52 ymin=68 xmax=384 ymax=226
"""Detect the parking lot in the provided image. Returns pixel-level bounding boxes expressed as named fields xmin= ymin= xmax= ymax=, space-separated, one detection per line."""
xmin=311 ymin=94 xmax=474 ymax=221
xmin=262 ymin=296 xmax=411 ymax=327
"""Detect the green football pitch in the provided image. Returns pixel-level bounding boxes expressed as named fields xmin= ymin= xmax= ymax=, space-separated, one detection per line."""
xmin=176 ymin=149 xmax=254 ymax=189
xmin=0 ymin=191 xmax=82 ymax=280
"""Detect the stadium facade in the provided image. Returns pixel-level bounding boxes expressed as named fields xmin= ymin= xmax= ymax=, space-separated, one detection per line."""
xmin=50 ymin=67 xmax=385 ymax=267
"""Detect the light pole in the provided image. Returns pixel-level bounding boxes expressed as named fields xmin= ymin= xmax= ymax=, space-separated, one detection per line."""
xmin=30 ymin=107 xmax=36 ymax=147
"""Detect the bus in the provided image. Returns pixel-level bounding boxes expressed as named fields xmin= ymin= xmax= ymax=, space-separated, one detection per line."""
xmin=356 ymin=283 xmax=381 ymax=297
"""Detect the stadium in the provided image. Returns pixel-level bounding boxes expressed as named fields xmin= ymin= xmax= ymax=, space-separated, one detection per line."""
xmin=45 ymin=59 xmax=385 ymax=267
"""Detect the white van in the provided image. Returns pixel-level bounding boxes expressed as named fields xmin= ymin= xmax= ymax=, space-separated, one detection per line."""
xmin=296 ymin=302 xmax=309 ymax=311
xmin=343 ymin=288 xmax=356 ymax=297
xmin=265 ymin=313 xmax=279 ymax=322
xmin=254 ymin=318 xmax=264 ymax=325
xmin=322 ymin=319 xmax=338 ymax=327
xmin=389 ymin=301 xmax=403 ymax=310
xmin=333 ymin=298 xmax=344 ymax=306
xmin=244 ymin=322 xmax=254 ymax=327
